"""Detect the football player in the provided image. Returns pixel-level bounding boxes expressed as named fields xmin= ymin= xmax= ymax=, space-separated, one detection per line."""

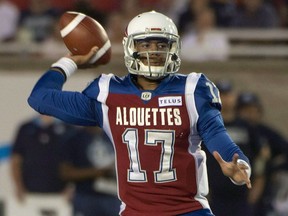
xmin=28 ymin=11 xmax=251 ymax=216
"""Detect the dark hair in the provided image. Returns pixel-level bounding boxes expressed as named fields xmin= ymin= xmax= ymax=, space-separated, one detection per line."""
xmin=236 ymin=92 xmax=262 ymax=111
xmin=215 ymin=80 xmax=233 ymax=93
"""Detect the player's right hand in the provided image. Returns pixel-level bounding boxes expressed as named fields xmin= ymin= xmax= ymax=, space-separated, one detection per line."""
xmin=213 ymin=151 xmax=252 ymax=189
xmin=67 ymin=46 xmax=99 ymax=67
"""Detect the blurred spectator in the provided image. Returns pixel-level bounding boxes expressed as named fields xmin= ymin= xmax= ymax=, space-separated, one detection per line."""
xmin=60 ymin=127 xmax=120 ymax=216
xmin=51 ymin=0 xmax=73 ymax=12
xmin=106 ymin=0 xmax=142 ymax=44
xmin=73 ymin=0 xmax=107 ymax=26
xmin=161 ymin=0 xmax=189 ymax=26
xmin=181 ymin=7 xmax=230 ymax=62
xmin=40 ymin=20 xmax=68 ymax=59
xmin=66 ymin=0 xmax=121 ymax=27
xmin=236 ymin=91 xmax=288 ymax=216
xmin=90 ymin=0 xmax=121 ymax=15
xmin=231 ymin=0 xmax=280 ymax=28
xmin=270 ymin=0 xmax=288 ymax=27
xmin=203 ymin=80 xmax=268 ymax=216
xmin=10 ymin=114 xmax=76 ymax=216
xmin=210 ymin=0 xmax=237 ymax=27
xmin=18 ymin=0 xmax=60 ymax=43
xmin=137 ymin=0 xmax=187 ymax=23
xmin=139 ymin=0 xmax=164 ymax=10
xmin=176 ymin=0 xmax=210 ymax=35
xmin=0 ymin=0 xmax=19 ymax=42
xmin=11 ymin=0 xmax=72 ymax=12
xmin=9 ymin=0 xmax=29 ymax=11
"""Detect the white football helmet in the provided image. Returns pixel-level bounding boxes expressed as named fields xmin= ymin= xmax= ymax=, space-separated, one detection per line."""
xmin=123 ymin=11 xmax=181 ymax=79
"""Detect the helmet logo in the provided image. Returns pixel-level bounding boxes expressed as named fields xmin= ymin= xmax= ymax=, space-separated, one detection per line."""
xmin=150 ymin=28 xmax=162 ymax=31
xmin=145 ymin=27 xmax=166 ymax=33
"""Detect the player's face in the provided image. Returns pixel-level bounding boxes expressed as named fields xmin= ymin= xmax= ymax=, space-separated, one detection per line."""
xmin=135 ymin=39 xmax=169 ymax=66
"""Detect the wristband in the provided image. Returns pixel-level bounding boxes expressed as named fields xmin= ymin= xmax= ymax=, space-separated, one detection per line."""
xmin=51 ymin=57 xmax=77 ymax=78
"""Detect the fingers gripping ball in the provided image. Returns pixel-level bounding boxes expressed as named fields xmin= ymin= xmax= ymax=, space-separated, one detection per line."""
xmin=59 ymin=11 xmax=111 ymax=66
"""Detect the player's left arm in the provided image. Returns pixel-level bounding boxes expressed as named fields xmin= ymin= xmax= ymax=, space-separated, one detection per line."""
xmin=28 ymin=70 xmax=99 ymax=126
xmin=194 ymin=74 xmax=251 ymax=188
xmin=28 ymin=47 xmax=101 ymax=126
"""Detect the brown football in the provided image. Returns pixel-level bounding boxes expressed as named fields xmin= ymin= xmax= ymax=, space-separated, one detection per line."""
xmin=59 ymin=11 xmax=111 ymax=66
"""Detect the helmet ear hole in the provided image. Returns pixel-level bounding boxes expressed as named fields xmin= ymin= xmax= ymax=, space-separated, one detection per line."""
xmin=133 ymin=52 xmax=140 ymax=59
xmin=123 ymin=11 xmax=181 ymax=78
xmin=171 ymin=54 xmax=178 ymax=61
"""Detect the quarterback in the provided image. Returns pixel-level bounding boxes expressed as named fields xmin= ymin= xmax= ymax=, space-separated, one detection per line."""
xmin=28 ymin=11 xmax=251 ymax=216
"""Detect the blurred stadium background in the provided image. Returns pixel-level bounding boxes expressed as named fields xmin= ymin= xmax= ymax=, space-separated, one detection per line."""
xmin=0 ymin=0 xmax=288 ymax=215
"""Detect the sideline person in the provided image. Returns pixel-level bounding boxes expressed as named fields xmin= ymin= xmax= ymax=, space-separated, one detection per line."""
xmin=10 ymin=114 xmax=75 ymax=216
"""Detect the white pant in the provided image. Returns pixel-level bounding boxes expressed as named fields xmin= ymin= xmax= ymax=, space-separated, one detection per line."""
xmin=6 ymin=193 xmax=72 ymax=216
